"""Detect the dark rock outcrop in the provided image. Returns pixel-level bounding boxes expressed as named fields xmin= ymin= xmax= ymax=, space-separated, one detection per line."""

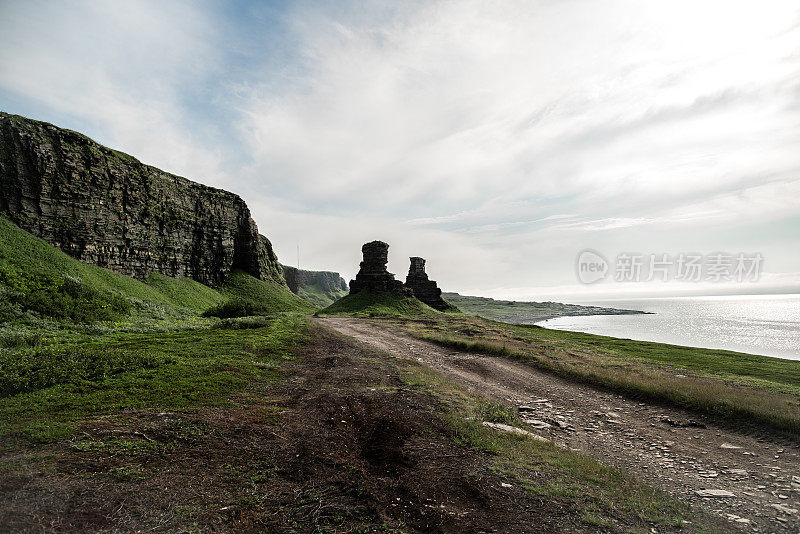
xmin=405 ymin=257 xmax=451 ymax=311
xmin=349 ymin=241 xmax=408 ymax=295
xmin=0 ymin=112 xmax=285 ymax=287
xmin=345 ymin=241 xmax=453 ymax=310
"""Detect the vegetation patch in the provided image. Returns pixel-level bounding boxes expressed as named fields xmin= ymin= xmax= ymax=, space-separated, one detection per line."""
xmin=0 ymin=217 xmax=314 ymax=326
xmin=0 ymin=344 xmax=164 ymax=397
xmin=0 ymin=313 xmax=309 ymax=445
xmin=143 ymin=273 xmax=226 ymax=311
xmin=0 ymin=217 xmax=175 ymax=317
xmin=202 ymin=271 xmax=315 ymax=318
xmin=0 ymin=275 xmax=130 ymax=323
xmin=317 ymin=291 xmax=441 ymax=318
xmin=391 ymin=314 xmax=800 ymax=437
xmin=0 ymin=315 xmax=728 ymax=532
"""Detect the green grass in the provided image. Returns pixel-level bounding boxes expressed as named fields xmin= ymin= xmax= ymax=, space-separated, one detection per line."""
xmin=317 ymin=291 xmax=441 ymax=318
xmin=1 ymin=275 xmax=131 ymax=323
xmin=0 ymin=216 xmax=314 ymax=324
xmin=0 ymin=216 xmax=173 ymax=317
xmin=296 ymin=284 xmax=348 ymax=308
xmin=0 ymin=313 xmax=309 ymax=446
xmin=202 ymin=271 xmax=315 ymax=318
xmin=0 ymin=343 xmax=165 ymax=397
xmin=528 ymin=325 xmax=800 ymax=389
xmin=394 ymin=314 xmax=800 ymax=436
xmin=144 ymin=272 xmax=226 ymax=311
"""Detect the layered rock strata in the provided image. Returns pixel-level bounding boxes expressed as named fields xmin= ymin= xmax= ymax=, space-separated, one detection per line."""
xmin=404 ymin=256 xmax=451 ymax=310
xmin=348 ymin=241 xmax=408 ymax=295
xmin=0 ymin=112 xmax=284 ymax=287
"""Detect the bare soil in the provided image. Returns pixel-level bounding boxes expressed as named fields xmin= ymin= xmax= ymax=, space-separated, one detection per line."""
xmin=1 ymin=322 xmax=665 ymax=533
xmin=319 ymin=317 xmax=800 ymax=533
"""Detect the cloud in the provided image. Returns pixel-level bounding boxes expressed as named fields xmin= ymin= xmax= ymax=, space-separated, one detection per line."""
xmin=2 ymin=0 xmax=798 ymax=296
xmin=0 ymin=0 xmax=232 ymax=188
xmin=236 ymin=0 xmax=800 ymax=219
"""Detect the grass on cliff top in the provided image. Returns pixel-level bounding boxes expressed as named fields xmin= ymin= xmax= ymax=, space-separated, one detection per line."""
xmin=316 ymin=290 xmax=444 ymax=318
xmin=392 ymin=314 xmax=800 ymax=437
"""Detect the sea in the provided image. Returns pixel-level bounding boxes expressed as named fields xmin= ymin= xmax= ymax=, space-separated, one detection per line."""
xmin=536 ymin=294 xmax=800 ymax=361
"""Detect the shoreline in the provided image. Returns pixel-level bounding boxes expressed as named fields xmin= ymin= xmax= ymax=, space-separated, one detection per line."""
xmin=534 ymin=311 xmax=799 ymax=362
xmin=495 ymin=308 xmax=650 ymax=326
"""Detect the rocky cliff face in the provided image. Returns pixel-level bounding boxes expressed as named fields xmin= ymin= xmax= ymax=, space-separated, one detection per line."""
xmin=281 ymin=264 xmax=348 ymax=307
xmin=282 ymin=265 xmax=347 ymax=295
xmin=0 ymin=112 xmax=285 ymax=287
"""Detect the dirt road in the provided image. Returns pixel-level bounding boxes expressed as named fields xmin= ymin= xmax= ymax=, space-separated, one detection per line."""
xmin=318 ymin=317 xmax=800 ymax=533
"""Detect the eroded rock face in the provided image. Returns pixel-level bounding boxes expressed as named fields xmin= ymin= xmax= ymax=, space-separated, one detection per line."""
xmin=282 ymin=264 xmax=347 ymax=294
xmin=0 ymin=112 xmax=285 ymax=287
xmin=405 ymin=256 xmax=450 ymax=311
xmin=281 ymin=264 xmax=348 ymax=307
xmin=349 ymin=241 xmax=407 ymax=295
xmin=346 ymin=242 xmax=451 ymax=308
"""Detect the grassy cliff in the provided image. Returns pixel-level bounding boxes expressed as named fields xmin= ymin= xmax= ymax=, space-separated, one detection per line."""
xmin=280 ymin=263 xmax=348 ymax=307
xmin=0 ymin=216 xmax=312 ymax=326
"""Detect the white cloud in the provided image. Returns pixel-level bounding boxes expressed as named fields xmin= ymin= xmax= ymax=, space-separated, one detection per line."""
xmin=2 ymin=0 xmax=798 ymax=297
xmin=0 ymin=0 xmax=231 ymax=188
xmin=238 ymin=0 xmax=800 ymax=222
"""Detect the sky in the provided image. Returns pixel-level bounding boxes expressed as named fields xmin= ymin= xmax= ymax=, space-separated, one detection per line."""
xmin=1 ymin=0 xmax=798 ymax=301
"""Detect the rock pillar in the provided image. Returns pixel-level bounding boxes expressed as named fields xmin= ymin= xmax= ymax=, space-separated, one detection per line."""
xmin=404 ymin=256 xmax=450 ymax=310
xmin=348 ymin=241 xmax=406 ymax=294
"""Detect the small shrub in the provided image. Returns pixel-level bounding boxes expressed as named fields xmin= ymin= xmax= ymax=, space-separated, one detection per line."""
xmin=4 ymin=275 xmax=131 ymax=323
xmin=202 ymin=298 xmax=260 ymax=318
xmin=219 ymin=316 xmax=274 ymax=329
xmin=479 ymin=401 xmax=519 ymax=424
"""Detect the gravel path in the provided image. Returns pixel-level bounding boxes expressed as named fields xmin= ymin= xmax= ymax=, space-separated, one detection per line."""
xmin=318 ymin=317 xmax=800 ymax=533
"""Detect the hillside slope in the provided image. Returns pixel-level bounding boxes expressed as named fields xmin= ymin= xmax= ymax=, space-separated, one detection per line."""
xmin=0 ymin=217 xmax=310 ymax=324
xmin=280 ymin=263 xmax=348 ymax=307
xmin=317 ymin=291 xmax=442 ymax=318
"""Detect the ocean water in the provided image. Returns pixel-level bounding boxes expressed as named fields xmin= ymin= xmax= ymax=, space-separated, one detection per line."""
xmin=537 ymin=294 xmax=800 ymax=360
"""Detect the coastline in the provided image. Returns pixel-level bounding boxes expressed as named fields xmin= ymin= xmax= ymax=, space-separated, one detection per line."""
xmin=497 ymin=308 xmax=650 ymax=326
xmin=442 ymin=292 xmax=649 ymax=325
xmin=532 ymin=294 xmax=800 ymax=361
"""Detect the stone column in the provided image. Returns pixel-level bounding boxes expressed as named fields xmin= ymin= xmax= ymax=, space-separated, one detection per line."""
xmin=404 ymin=256 xmax=451 ymax=310
xmin=348 ymin=241 xmax=407 ymax=294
